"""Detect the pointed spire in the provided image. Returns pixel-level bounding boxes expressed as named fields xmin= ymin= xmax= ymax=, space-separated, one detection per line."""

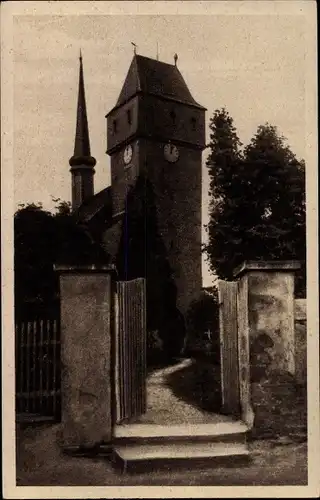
xmin=72 ymin=50 xmax=91 ymax=157
xmin=69 ymin=52 xmax=96 ymax=211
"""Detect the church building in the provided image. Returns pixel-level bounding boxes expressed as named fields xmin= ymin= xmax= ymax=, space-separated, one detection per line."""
xmin=70 ymin=51 xmax=206 ymax=320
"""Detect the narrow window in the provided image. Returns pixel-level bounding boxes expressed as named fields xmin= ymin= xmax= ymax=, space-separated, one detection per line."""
xmin=127 ymin=109 xmax=132 ymax=125
xmin=113 ymin=119 xmax=117 ymax=134
xmin=170 ymin=110 xmax=176 ymax=124
xmin=191 ymin=117 xmax=196 ymax=131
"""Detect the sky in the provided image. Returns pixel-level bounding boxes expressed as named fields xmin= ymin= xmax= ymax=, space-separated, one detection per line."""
xmin=11 ymin=3 xmax=310 ymax=286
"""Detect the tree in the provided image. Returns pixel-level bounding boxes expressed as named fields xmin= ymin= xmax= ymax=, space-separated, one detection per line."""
xmin=14 ymin=200 xmax=109 ymax=318
xmin=51 ymin=197 xmax=72 ymax=216
xmin=14 ymin=203 xmax=57 ymax=307
xmin=204 ymin=108 xmax=246 ymax=278
xmin=204 ymin=109 xmax=306 ymax=296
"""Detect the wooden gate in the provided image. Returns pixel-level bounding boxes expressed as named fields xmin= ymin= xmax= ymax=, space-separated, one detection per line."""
xmin=114 ymin=278 xmax=147 ymax=423
xmin=218 ymin=280 xmax=240 ymax=417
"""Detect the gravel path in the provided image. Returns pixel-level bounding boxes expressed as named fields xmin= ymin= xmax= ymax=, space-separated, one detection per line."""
xmin=127 ymin=359 xmax=231 ymax=425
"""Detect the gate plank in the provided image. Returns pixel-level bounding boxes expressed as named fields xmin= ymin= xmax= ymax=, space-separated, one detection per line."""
xmin=115 ymin=278 xmax=147 ymax=423
xmin=218 ymin=281 xmax=240 ymax=417
xmin=114 ymin=288 xmax=120 ymax=421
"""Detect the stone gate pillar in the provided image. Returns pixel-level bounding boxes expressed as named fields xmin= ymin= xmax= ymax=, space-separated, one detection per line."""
xmin=234 ymin=260 xmax=301 ymax=435
xmin=55 ymin=264 xmax=115 ymax=452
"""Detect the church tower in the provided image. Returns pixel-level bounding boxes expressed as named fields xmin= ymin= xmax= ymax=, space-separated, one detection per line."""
xmin=69 ymin=52 xmax=96 ymax=211
xmin=106 ymin=54 xmax=206 ymax=314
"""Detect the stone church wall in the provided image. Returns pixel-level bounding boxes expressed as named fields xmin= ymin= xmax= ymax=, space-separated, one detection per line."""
xmin=141 ymin=139 xmax=202 ymax=316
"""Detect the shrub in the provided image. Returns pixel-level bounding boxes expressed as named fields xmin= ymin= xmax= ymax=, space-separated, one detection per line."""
xmin=185 ymin=288 xmax=220 ymax=362
xmin=146 ymin=329 xmax=164 ymax=368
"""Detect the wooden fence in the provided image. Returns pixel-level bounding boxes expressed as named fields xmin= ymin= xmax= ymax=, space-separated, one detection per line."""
xmin=15 ymin=319 xmax=61 ymax=420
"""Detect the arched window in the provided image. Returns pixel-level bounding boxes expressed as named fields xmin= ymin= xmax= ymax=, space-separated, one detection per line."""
xmin=191 ymin=117 xmax=196 ymax=131
xmin=113 ymin=119 xmax=118 ymax=134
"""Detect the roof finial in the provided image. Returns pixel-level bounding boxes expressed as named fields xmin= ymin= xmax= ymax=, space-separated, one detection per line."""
xmin=174 ymin=53 xmax=178 ymax=66
xmin=79 ymin=48 xmax=82 ymax=61
xmin=131 ymin=42 xmax=137 ymax=55
xmin=156 ymin=42 xmax=159 ymax=61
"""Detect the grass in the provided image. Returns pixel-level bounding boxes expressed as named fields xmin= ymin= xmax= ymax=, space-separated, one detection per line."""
xmin=15 ymin=422 xmax=308 ymax=486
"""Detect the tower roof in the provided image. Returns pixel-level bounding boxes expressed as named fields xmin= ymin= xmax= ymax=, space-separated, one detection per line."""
xmin=70 ymin=52 xmax=96 ymax=167
xmin=115 ymin=54 xmax=205 ymax=110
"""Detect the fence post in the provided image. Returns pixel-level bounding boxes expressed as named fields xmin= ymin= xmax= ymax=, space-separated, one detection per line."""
xmin=234 ymin=260 xmax=301 ymax=434
xmin=55 ymin=264 xmax=115 ymax=451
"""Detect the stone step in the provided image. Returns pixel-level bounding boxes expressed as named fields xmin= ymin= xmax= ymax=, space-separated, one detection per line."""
xmin=114 ymin=420 xmax=248 ymax=440
xmin=112 ymin=441 xmax=250 ymax=473
xmin=112 ymin=421 xmax=250 ymax=473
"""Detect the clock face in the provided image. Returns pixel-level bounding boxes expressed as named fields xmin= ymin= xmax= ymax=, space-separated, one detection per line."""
xmin=123 ymin=144 xmax=133 ymax=165
xmin=164 ymin=143 xmax=179 ymax=163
